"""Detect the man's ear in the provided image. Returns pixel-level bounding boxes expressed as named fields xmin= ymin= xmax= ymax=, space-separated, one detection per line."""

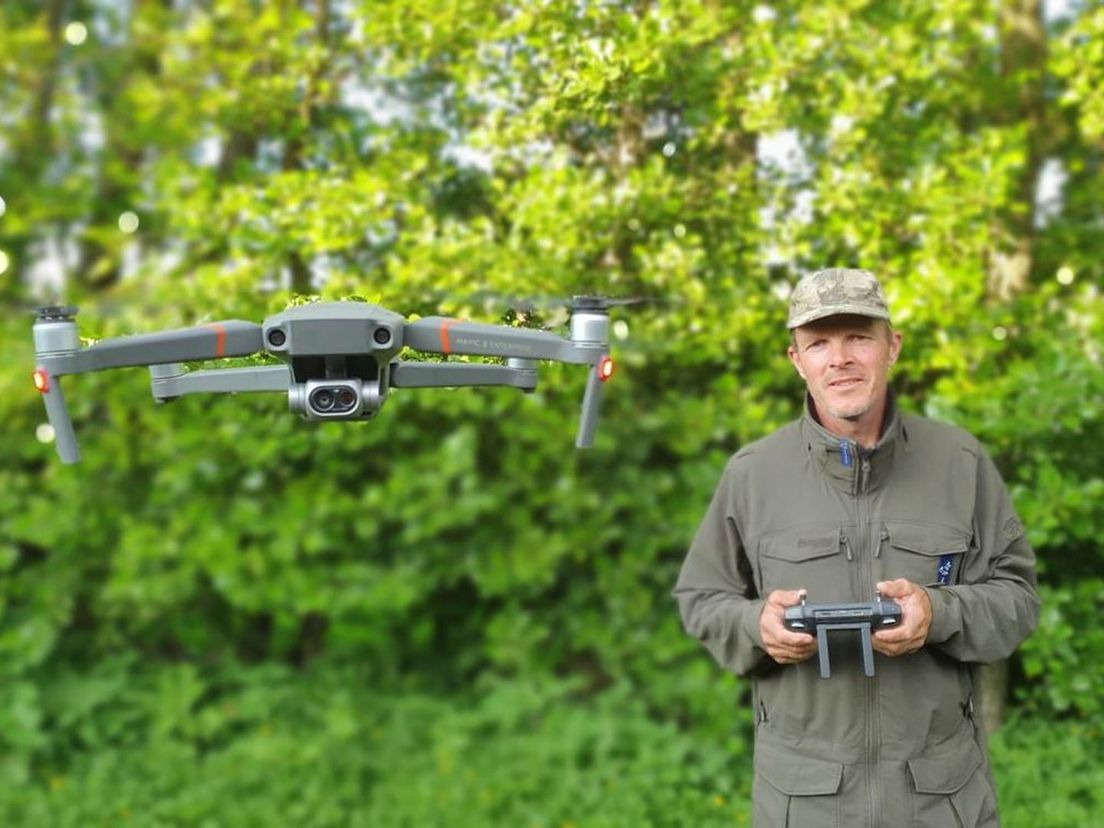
xmin=888 ymin=329 xmax=903 ymax=366
xmin=787 ymin=345 xmax=806 ymax=380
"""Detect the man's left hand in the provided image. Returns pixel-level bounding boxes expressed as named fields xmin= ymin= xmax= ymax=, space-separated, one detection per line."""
xmin=872 ymin=578 xmax=932 ymax=656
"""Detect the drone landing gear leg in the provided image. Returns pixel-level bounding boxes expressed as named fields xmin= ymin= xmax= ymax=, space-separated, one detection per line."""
xmin=41 ymin=376 xmax=80 ymax=463
xmin=575 ymin=363 xmax=605 ymax=448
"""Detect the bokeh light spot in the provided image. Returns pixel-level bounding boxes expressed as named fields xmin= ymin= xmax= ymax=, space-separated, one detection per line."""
xmin=1056 ymin=266 xmax=1074 ymax=286
xmin=36 ymin=423 xmax=56 ymax=444
xmin=64 ymin=22 xmax=88 ymax=45
xmin=118 ymin=211 xmax=140 ymax=233
xmin=0 ymin=250 xmax=9 ymax=275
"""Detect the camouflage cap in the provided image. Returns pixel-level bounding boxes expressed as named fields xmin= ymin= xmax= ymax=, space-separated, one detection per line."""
xmin=787 ymin=268 xmax=891 ymax=329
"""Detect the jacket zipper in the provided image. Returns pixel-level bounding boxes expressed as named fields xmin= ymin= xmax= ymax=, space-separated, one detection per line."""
xmin=859 ymin=454 xmax=881 ymax=826
xmin=840 ymin=527 xmax=853 ymax=561
xmin=876 ymin=526 xmax=889 ymax=559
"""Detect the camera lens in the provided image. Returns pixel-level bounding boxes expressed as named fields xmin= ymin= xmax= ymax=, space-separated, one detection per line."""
xmin=267 ymin=329 xmax=286 ymax=347
xmin=310 ymin=388 xmax=335 ymax=411
xmin=373 ymin=327 xmax=392 ymax=346
xmin=336 ymin=388 xmax=357 ymax=410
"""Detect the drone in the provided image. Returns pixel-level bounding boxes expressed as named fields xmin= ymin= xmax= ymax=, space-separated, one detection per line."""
xmin=32 ymin=297 xmax=623 ymax=464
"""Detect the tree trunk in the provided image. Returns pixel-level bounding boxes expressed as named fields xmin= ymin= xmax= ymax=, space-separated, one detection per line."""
xmin=987 ymin=0 xmax=1049 ymax=302
xmin=978 ymin=0 xmax=1050 ymax=730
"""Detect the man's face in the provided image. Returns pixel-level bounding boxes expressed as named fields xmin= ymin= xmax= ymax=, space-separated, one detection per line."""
xmin=787 ymin=315 xmax=902 ymax=432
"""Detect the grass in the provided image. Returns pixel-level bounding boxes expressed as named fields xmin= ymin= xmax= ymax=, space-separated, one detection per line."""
xmin=1 ymin=669 xmax=1098 ymax=827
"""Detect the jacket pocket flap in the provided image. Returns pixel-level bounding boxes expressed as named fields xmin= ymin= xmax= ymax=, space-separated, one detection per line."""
xmin=759 ymin=531 xmax=840 ymax=563
xmin=886 ymin=522 xmax=969 ymax=557
xmin=907 ymin=738 xmax=983 ymax=794
xmin=756 ymin=738 xmax=843 ymax=796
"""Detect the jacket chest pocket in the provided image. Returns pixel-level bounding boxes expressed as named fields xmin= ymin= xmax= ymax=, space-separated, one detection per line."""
xmin=882 ymin=522 xmax=970 ymax=588
xmin=757 ymin=528 xmax=845 ymax=600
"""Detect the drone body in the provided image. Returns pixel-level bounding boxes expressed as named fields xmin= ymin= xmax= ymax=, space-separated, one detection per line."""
xmin=33 ymin=300 xmax=616 ymax=464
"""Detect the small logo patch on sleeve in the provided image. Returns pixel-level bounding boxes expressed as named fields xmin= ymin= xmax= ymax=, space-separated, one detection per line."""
xmin=936 ymin=554 xmax=955 ymax=585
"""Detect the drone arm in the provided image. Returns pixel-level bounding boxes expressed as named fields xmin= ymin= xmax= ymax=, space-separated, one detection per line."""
xmin=150 ymin=364 xmax=292 ymax=401
xmin=403 ymin=317 xmax=591 ymax=363
xmin=70 ymin=321 xmax=264 ymax=373
xmin=37 ymin=322 xmax=265 ymax=380
xmin=33 ymin=317 xmax=264 ymax=464
xmin=389 ymin=359 xmax=538 ymax=390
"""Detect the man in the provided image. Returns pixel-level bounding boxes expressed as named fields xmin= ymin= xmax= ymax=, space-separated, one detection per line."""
xmin=673 ymin=268 xmax=1039 ymax=827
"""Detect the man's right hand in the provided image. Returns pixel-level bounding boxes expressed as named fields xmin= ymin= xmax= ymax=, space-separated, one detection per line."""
xmin=759 ymin=589 xmax=818 ymax=665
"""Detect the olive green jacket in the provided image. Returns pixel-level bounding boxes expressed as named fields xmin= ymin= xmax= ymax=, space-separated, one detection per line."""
xmin=674 ymin=399 xmax=1039 ymax=828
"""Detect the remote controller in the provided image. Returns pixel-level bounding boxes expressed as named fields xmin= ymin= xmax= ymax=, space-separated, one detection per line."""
xmin=784 ymin=593 xmax=902 ymax=633
xmin=782 ymin=592 xmax=903 ymax=678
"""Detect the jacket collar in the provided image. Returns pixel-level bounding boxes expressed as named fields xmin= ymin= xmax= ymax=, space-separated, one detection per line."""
xmin=800 ymin=391 xmax=905 ymax=494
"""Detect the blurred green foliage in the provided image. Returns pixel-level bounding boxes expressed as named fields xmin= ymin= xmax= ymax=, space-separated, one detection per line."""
xmin=1 ymin=0 xmax=1102 ymax=824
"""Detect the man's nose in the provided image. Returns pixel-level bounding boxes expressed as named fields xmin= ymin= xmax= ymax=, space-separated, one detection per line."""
xmin=827 ymin=340 xmax=852 ymax=366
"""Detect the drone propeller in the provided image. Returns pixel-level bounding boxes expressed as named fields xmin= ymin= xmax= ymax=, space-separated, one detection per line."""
xmin=566 ymin=295 xmax=655 ymax=312
xmin=34 ymin=305 xmax=80 ymax=321
xmin=420 ymin=289 xmax=662 ymax=316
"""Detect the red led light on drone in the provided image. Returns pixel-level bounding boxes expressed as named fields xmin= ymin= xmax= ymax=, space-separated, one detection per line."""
xmin=598 ymin=356 xmax=615 ymax=382
xmin=33 ymin=368 xmax=50 ymax=394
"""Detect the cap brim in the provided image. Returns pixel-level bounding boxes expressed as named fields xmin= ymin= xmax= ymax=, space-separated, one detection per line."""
xmin=787 ymin=304 xmax=891 ymax=329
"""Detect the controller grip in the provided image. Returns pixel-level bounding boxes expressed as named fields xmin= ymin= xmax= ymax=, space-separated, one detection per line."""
xmin=40 ymin=375 xmax=81 ymax=463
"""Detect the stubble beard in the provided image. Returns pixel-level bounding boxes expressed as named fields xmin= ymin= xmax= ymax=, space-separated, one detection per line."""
xmin=832 ymin=403 xmax=871 ymax=422
xmin=822 ymin=386 xmax=875 ymax=423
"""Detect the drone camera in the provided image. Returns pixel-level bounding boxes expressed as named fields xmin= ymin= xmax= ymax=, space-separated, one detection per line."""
xmin=308 ymin=384 xmax=359 ymax=414
xmin=289 ymin=377 xmax=384 ymax=421
xmin=305 ymin=379 xmax=362 ymax=417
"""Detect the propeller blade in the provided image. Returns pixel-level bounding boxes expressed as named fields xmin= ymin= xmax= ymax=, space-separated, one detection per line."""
xmin=420 ymin=291 xmax=664 ymax=316
xmin=34 ymin=305 xmax=80 ymax=321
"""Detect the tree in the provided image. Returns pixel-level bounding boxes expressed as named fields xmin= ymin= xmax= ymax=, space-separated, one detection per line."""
xmin=0 ymin=0 xmax=1100 ymax=803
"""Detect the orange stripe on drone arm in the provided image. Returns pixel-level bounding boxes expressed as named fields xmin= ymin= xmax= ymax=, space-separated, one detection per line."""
xmin=439 ymin=319 xmax=452 ymax=355
xmin=206 ymin=323 xmax=226 ymax=358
